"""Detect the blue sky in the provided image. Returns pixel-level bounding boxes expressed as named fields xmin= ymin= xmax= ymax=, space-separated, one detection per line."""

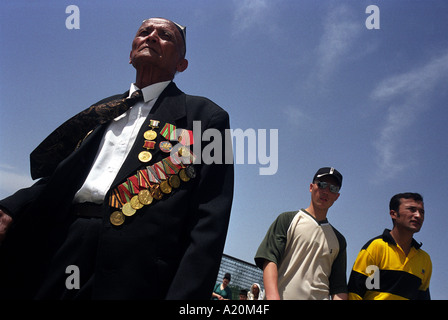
xmin=1 ymin=0 xmax=447 ymax=299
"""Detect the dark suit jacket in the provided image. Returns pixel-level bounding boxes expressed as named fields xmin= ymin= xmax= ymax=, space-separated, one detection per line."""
xmin=0 ymin=82 xmax=234 ymax=299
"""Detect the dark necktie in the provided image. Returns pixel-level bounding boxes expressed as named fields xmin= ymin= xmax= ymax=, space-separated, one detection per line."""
xmin=30 ymin=90 xmax=143 ymax=179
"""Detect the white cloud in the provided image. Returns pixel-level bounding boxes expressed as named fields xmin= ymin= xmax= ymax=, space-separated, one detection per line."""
xmin=371 ymin=52 xmax=448 ymax=101
xmin=371 ymin=50 xmax=448 ymax=181
xmin=282 ymin=105 xmax=307 ymax=127
xmin=232 ymin=0 xmax=272 ymax=35
xmin=314 ymin=5 xmax=361 ymax=82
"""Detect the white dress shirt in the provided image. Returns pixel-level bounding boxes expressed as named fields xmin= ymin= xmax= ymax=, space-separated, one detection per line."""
xmin=73 ymin=81 xmax=170 ymax=204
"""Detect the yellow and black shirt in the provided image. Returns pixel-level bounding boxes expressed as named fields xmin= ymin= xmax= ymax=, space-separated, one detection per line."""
xmin=348 ymin=229 xmax=432 ymax=300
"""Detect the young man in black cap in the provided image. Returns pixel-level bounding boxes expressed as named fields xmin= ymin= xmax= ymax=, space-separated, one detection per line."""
xmin=255 ymin=167 xmax=347 ymax=300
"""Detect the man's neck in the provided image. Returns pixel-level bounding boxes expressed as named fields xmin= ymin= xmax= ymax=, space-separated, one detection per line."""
xmin=135 ymin=68 xmax=174 ymax=89
xmin=304 ymin=205 xmax=328 ymax=222
xmin=390 ymin=227 xmax=414 ymax=256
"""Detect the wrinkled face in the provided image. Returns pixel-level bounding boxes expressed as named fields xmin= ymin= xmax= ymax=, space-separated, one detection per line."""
xmin=310 ymin=176 xmax=340 ymax=211
xmin=391 ymin=198 xmax=425 ymax=233
xmin=129 ymin=18 xmax=187 ymax=76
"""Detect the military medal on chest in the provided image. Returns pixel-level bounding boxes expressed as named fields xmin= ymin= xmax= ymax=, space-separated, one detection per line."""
xmin=139 ymin=119 xmax=160 ymax=163
xmin=110 ymin=210 xmax=125 ymax=226
xmin=159 ymin=140 xmax=173 ymax=153
xmin=144 ymin=119 xmax=160 ymax=140
xmin=138 ymin=140 xmax=155 ymax=163
xmin=109 ymin=120 xmax=198 ymax=226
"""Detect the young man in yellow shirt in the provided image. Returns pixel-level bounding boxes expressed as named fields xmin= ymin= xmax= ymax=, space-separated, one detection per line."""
xmin=348 ymin=193 xmax=432 ymax=300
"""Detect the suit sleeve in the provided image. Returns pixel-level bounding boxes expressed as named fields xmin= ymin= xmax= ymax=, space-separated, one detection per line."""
xmin=165 ymin=107 xmax=234 ymax=299
xmin=0 ymin=177 xmax=49 ymax=221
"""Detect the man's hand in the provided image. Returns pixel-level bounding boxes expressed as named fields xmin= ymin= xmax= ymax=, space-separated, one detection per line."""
xmin=0 ymin=209 xmax=13 ymax=245
xmin=332 ymin=293 xmax=348 ymax=300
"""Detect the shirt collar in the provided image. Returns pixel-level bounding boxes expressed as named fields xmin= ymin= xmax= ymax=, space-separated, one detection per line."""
xmin=301 ymin=209 xmax=329 ymax=225
xmin=382 ymin=229 xmax=422 ymax=249
xmin=129 ymin=81 xmax=171 ymax=103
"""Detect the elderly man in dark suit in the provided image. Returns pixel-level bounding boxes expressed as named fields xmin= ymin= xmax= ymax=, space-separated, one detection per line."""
xmin=0 ymin=17 xmax=234 ymax=299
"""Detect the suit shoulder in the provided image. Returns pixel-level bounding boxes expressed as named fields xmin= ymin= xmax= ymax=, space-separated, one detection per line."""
xmin=91 ymin=92 xmax=127 ymax=106
xmin=185 ymin=94 xmax=228 ymax=115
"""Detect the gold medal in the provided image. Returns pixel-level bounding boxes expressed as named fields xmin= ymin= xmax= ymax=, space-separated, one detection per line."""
xmin=150 ymin=185 xmax=163 ymax=200
xmin=110 ymin=211 xmax=125 ymax=226
xmin=169 ymin=175 xmax=181 ymax=188
xmin=138 ymin=189 xmax=153 ymax=205
xmin=179 ymin=168 xmax=190 ymax=182
xmin=130 ymin=195 xmax=144 ymax=210
xmin=122 ymin=202 xmax=136 ymax=216
xmin=144 ymin=130 xmax=157 ymax=141
xmin=138 ymin=151 xmax=152 ymax=163
xmin=178 ymin=146 xmax=190 ymax=157
xmin=160 ymin=180 xmax=172 ymax=194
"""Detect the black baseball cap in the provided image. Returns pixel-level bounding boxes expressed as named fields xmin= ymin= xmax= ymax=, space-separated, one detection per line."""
xmin=312 ymin=167 xmax=343 ymax=188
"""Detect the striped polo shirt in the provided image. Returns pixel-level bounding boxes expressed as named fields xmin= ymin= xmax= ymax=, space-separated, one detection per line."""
xmin=348 ymin=229 xmax=432 ymax=300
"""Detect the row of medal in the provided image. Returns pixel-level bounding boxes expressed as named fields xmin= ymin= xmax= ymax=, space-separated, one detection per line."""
xmin=137 ymin=119 xmax=193 ymax=163
xmin=109 ymin=119 xmax=196 ymax=226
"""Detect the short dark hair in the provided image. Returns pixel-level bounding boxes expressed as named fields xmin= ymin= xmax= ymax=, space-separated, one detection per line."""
xmin=224 ymin=273 xmax=231 ymax=281
xmin=389 ymin=192 xmax=423 ymax=212
xmin=389 ymin=193 xmax=423 ymax=226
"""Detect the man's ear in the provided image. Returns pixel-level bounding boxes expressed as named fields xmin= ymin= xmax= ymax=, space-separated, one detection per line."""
xmin=176 ymin=58 xmax=188 ymax=73
xmin=390 ymin=210 xmax=398 ymax=221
